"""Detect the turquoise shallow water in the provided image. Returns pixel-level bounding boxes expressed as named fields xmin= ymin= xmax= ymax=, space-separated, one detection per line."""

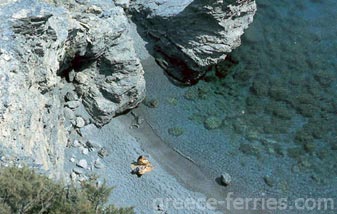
xmin=141 ymin=0 xmax=337 ymax=213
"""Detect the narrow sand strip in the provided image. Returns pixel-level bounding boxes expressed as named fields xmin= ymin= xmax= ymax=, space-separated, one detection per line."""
xmin=73 ymin=114 xmax=222 ymax=214
xmin=122 ymin=110 xmax=228 ymax=203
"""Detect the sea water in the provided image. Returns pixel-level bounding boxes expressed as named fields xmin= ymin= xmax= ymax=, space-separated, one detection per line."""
xmin=141 ymin=0 xmax=337 ymax=213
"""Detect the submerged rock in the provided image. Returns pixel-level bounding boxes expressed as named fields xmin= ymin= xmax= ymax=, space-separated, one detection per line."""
xmin=130 ymin=0 xmax=257 ymax=83
xmin=204 ymin=116 xmax=222 ymax=130
xmin=239 ymin=143 xmax=260 ymax=158
xmin=143 ymin=98 xmax=159 ymax=108
xmin=168 ymin=127 xmax=184 ymax=137
xmin=220 ymin=172 xmax=232 ymax=186
xmin=263 ymin=175 xmax=275 ymax=187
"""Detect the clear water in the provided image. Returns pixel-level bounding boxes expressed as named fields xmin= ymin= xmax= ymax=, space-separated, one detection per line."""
xmin=141 ymin=0 xmax=337 ymax=213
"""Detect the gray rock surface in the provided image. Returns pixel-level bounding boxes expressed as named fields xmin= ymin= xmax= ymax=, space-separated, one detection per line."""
xmin=220 ymin=172 xmax=232 ymax=186
xmin=114 ymin=0 xmax=130 ymax=9
xmin=130 ymin=0 xmax=257 ymax=83
xmin=75 ymin=116 xmax=86 ymax=128
xmin=76 ymin=159 xmax=88 ymax=169
xmin=0 ymin=0 xmax=145 ymax=177
xmin=65 ymin=91 xmax=78 ymax=101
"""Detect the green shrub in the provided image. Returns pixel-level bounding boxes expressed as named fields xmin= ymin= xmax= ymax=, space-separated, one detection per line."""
xmin=0 ymin=167 xmax=134 ymax=214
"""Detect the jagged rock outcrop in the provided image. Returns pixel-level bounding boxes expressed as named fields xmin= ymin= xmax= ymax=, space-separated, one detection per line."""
xmin=130 ymin=0 xmax=257 ymax=83
xmin=57 ymin=3 xmax=146 ymax=126
xmin=0 ymin=0 xmax=145 ymax=176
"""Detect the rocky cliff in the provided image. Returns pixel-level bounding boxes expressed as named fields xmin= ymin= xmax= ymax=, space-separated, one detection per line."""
xmin=0 ymin=0 xmax=255 ymax=178
xmin=129 ymin=0 xmax=257 ymax=83
xmin=0 ymin=0 xmax=145 ymax=177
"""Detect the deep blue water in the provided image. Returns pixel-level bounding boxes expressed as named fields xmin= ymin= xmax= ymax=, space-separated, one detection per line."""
xmin=142 ymin=0 xmax=337 ymax=213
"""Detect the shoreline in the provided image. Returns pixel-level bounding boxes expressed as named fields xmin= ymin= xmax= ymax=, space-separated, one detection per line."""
xmin=67 ymin=105 xmax=224 ymax=213
xmin=64 ymin=23 xmax=229 ymax=213
xmin=122 ymin=109 xmax=228 ymax=204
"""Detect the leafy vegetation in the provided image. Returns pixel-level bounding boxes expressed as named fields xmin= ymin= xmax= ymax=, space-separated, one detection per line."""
xmin=0 ymin=167 xmax=134 ymax=214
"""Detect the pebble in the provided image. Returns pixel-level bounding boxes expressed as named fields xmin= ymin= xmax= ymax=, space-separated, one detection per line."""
xmin=75 ymin=72 xmax=89 ymax=84
xmin=2 ymin=54 xmax=11 ymax=61
xmin=71 ymin=119 xmax=77 ymax=126
xmin=94 ymin=159 xmax=104 ymax=169
xmin=65 ymin=101 xmax=81 ymax=109
xmin=98 ymin=147 xmax=108 ymax=158
xmin=73 ymin=139 xmax=81 ymax=147
xmin=85 ymin=140 xmax=97 ymax=150
xmin=65 ymin=91 xmax=78 ymax=102
xmin=76 ymin=159 xmax=88 ymax=169
xmin=263 ymin=176 xmax=275 ymax=187
xmin=76 ymin=117 xmax=86 ymax=128
xmin=73 ymin=168 xmax=83 ymax=175
xmin=68 ymin=70 xmax=76 ymax=82
xmin=81 ymin=148 xmax=89 ymax=155
xmin=64 ymin=107 xmax=75 ymax=120
xmin=70 ymin=157 xmax=75 ymax=163
xmin=220 ymin=172 xmax=232 ymax=186
xmin=70 ymin=172 xmax=77 ymax=181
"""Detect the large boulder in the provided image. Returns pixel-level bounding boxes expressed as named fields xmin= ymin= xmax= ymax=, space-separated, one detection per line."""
xmin=130 ymin=0 xmax=257 ymax=83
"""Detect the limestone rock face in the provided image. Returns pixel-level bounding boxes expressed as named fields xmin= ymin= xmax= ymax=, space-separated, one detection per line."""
xmin=59 ymin=4 xmax=146 ymax=126
xmin=130 ymin=0 xmax=257 ymax=83
xmin=0 ymin=0 xmax=145 ymax=176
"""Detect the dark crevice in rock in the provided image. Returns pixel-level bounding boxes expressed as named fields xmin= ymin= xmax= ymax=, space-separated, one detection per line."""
xmin=58 ymin=54 xmax=95 ymax=81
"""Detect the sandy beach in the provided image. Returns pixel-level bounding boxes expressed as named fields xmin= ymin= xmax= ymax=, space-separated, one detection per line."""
xmin=64 ymin=107 xmax=226 ymax=214
xmin=62 ymin=22 xmax=231 ymax=214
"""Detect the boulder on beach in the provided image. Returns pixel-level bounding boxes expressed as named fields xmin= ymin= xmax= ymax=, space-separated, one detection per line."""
xmin=130 ymin=0 xmax=257 ymax=83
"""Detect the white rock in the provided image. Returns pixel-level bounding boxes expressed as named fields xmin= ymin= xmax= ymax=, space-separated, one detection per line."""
xmin=68 ymin=70 xmax=76 ymax=82
xmin=81 ymin=148 xmax=89 ymax=155
xmin=2 ymin=54 xmax=11 ymax=61
xmin=114 ymin=0 xmax=130 ymax=9
xmin=76 ymin=117 xmax=86 ymax=128
xmin=94 ymin=158 xmax=104 ymax=169
xmin=70 ymin=157 xmax=75 ymax=163
xmin=85 ymin=5 xmax=103 ymax=14
xmin=76 ymin=159 xmax=88 ymax=169
xmin=65 ymin=91 xmax=78 ymax=102
xmin=70 ymin=172 xmax=77 ymax=181
xmin=221 ymin=172 xmax=232 ymax=186
xmin=75 ymin=72 xmax=89 ymax=85
xmin=66 ymin=101 xmax=81 ymax=109
xmin=73 ymin=140 xmax=81 ymax=147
